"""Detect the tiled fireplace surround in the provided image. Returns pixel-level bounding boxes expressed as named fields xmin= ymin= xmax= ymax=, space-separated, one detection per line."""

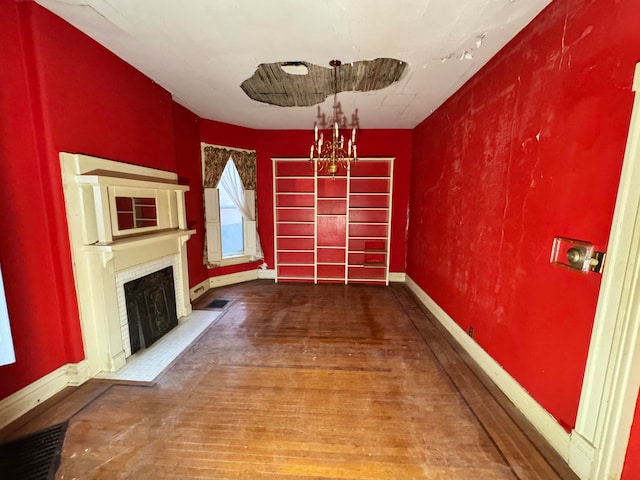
xmin=115 ymin=255 xmax=184 ymax=358
xmin=60 ymin=153 xmax=195 ymax=377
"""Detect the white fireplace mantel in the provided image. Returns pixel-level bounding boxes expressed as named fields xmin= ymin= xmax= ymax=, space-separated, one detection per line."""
xmin=60 ymin=153 xmax=195 ymax=376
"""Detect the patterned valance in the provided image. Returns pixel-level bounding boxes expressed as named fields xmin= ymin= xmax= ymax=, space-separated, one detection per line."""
xmin=203 ymin=145 xmax=256 ymax=190
xmin=202 ymin=144 xmax=258 ymax=269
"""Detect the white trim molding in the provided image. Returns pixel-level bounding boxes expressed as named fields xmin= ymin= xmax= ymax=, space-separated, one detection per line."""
xmin=569 ymin=431 xmax=597 ymax=480
xmin=60 ymin=153 xmax=195 ymax=376
xmin=405 ymin=276 xmax=572 ymax=460
xmin=258 ymin=268 xmax=276 ymax=280
xmin=208 ymin=268 xmax=393 ymax=285
xmin=191 ymin=268 xmax=274 ymax=300
xmin=388 ymin=272 xmax=406 ymax=282
xmin=571 ymin=62 xmax=640 ymax=480
xmin=189 ymin=278 xmax=211 ymax=301
xmin=0 ymin=360 xmax=91 ymax=430
xmin=208 ymin=269 xmax=259 ymax=288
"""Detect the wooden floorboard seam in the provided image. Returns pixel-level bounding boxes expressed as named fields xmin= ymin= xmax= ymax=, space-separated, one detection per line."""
xmin=1 ymin=280 xmax=577 ymax=479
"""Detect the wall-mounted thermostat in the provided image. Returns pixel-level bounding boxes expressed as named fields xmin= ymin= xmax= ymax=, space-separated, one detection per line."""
xmin=550 ymin=236 xmax=606 ymax=274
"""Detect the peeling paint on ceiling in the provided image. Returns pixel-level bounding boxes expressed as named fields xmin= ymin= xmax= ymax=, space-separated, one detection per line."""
xmin=34 ymin=0 xmax=552 ymax=129
xmin=241 ymin=58 xmax=407 ymax=107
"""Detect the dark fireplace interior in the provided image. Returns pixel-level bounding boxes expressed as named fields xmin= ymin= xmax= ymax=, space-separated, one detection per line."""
xmin=124 ymin=266 xmax=178 ymax=355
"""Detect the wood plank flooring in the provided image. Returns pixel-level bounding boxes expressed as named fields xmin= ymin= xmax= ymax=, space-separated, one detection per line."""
xmin=1 ymin=281 xmax=578 ymax=479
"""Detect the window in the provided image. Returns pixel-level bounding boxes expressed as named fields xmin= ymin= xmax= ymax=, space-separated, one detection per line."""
xmin=0 ymin=265 xmax=15 ymax=366
xmin=219 ymin=162 xmax=245 ymax=257
xmin=204 ymin=158 xmax=261 ymax=265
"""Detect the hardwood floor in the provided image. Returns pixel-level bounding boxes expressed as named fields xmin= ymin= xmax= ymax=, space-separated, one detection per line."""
xmin=1 ymin=281 xmax=578 ymax=479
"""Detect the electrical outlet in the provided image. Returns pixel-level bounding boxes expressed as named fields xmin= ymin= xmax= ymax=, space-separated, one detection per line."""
xmin=468 ymin=326 xmax=474 ymax=338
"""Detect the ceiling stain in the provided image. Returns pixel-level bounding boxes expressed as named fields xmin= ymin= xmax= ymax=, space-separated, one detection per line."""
xmin=240 ymin=58 xmax=408 ymax=107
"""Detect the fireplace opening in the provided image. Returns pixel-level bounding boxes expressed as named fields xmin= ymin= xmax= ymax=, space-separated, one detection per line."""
xmin=124 ymin=266 xmax=178 ymax=355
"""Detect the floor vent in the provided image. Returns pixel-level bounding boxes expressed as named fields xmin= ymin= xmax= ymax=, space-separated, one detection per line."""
xmin=0 ymin=422 xmax=68 ymax=480
xmin=206 ymin=299 xmax=229 ymax=309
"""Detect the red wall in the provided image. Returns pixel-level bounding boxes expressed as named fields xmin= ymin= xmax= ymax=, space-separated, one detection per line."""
xmin=0 ymin=1 xmax=182 ymax=399
xmin=200 ymin=119 xmax=258 ymax=151
xmin=407 ymin=0 xmax=640 ymax=437
xmin=173 ymin=103 xmax=208 ymax=287
xmin=623 ymin=397 xmax=640 ymax=480
xmin=0 ymin=0 xmax=71 ymax=398
xmin=197 ymin=120 xmax=263 ymax=277
xmin=199 ymin=123 xmax=412 ymax=277
xmin=252 ymin=129 xmax=412 ymax=273
xmin=2 ymin=0 xmax=639 ymax=474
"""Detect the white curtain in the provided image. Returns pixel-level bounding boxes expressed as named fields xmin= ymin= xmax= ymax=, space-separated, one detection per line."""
xmin=0 ymin=265 xmax=16 ymax=366
xmin=218 ymin=159 xmax=264 ymax=259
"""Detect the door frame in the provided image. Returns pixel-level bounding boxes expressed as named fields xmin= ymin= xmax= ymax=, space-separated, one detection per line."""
xmin=569 ymin=62 xmax=640 ymax=479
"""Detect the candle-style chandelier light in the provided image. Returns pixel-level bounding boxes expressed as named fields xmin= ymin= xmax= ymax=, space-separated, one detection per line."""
xmin=310 ymin=60 xmax=359 ymax=175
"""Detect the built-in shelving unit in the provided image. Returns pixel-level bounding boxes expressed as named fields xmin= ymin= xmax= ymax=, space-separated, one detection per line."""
xmin=273 ymin=159 xmax=316 ymax=282
xmin=347 ymin=159 xmax=393 ymax=284
xmin=273 ymin=157 xmax=393 ymax=285
xmin=316 ymin=169 xmax=348 ymax=283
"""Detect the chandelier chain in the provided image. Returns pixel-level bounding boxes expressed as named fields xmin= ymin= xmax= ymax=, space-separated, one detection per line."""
xmin=310 ymin=60 xmax=359 ymax=176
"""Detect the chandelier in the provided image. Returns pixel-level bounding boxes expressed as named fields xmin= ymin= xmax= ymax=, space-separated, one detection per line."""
xmin=310 ymin=60 xmax=359 ymax=176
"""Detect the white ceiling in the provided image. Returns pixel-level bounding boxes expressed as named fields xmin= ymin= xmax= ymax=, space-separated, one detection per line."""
xmin=35 ymin=0 xmax=551 ymax=129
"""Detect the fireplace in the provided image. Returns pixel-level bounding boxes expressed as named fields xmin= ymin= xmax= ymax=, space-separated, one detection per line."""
xmin=124 ymin=266 xmax=178 ymax=354
xmin=60 ymin=153 xmax=195 ymax=375
xmin=115 ymin=255 xmax=186 ymax=358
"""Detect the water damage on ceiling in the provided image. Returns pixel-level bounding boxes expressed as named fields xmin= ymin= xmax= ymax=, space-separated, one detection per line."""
xmin=34 ymin=0 xmax=553 ymax=129
xmin=241 ymin=58 xmax=408 ymax=107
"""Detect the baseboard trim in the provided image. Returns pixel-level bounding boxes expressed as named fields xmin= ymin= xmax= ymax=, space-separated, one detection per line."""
xmin=568 ymin=430 xmax=596 ymax=479
xmin=193 ymin=268 xmax=274 ymax=297
xmin=214 ymin=269 xmax=401 ymax=283
xmin=0 ymin=360 xmax=92 ymax=430
xmin=0 ymin=268 xmax=264 ymax=430
xmin=258 ymin=268 xmax=276 ymax=280
xmin=405 ymin=275 xmax=571 ymax=461
xmin=189 ymin=278 xmax=210 ymax=301
xmin=388 ymin=272 xmax=406 ymax=282
xmin=209 ymin=269 xmax=259 ymax=288
xmin=65 ymin=359 xmax=91 ymax=386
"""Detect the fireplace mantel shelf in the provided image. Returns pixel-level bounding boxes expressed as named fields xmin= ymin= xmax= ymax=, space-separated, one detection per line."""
xmin=62 ymin=153 xmax=194 ymax=375
xmin=83 ymin=229 xmax=196 ymax=252
xmin=75 ymin=173 xmax=189 ymax=191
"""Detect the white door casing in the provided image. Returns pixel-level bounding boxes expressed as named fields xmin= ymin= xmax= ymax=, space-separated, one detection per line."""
xmin=569 ymin=62 xmax=640 ymax=480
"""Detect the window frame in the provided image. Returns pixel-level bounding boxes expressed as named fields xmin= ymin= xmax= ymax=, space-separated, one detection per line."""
xmin=217 ymin=173 xmax=245 ymax=258
xmin=0 ymin=265 xmax=15 ymax=366
xmin=204 ymin=187 xmax=257 ymax=267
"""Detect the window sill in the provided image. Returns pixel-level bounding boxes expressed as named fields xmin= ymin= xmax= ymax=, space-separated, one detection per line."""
xmin=219 ymin=255 xmax=253 ymax=267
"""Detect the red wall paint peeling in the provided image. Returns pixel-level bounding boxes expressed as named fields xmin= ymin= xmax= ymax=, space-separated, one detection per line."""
xmin=408 ymin=0 xmax=640 ymax=438
xmin=3 ymin=0 xmax=639 ymax=474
